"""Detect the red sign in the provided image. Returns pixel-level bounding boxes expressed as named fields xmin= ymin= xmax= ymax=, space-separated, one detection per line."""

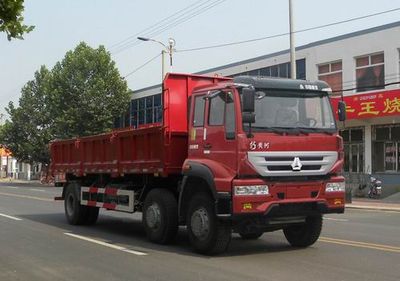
xmin=330 ymin=89 xmax=400 ymax=120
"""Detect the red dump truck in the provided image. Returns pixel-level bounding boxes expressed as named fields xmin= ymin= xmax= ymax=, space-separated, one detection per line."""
xmin=51 ymin=73 xmax=347 ymax=255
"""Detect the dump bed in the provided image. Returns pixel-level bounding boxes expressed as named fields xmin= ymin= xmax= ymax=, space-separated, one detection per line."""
xmin=50 ymin=73 xmax=231 ymax=177
xmin=50 ymin=126 xmax=187 ymax=177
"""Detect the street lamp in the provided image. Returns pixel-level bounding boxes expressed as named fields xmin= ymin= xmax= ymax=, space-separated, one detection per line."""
xmin=137 ymin=37 xmax=176 ymax=81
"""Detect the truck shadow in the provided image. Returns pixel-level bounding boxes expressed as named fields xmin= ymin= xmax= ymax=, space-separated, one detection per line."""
xmin=19 ymin=212 xmax=307 ymax=258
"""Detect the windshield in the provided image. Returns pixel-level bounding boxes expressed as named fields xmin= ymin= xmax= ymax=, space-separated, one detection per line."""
xmin=244 ymin=89 xmax=336 ymax=132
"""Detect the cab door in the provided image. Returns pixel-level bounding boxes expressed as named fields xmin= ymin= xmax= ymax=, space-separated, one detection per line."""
xmin=202 ymin=90 xmax=238 ymax=171
xmin=188 ymin=93 xmax=206 ymax=159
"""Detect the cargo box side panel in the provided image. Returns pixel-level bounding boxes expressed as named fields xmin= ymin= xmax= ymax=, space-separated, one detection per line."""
xmin=80 ymin=133 xmax=116 ymax=175
xmin=165 ymin=132 xmax=188 ymax=174
xmin=119 ymin=127 xmax=164 ymax=174
xmin=50 ymin=140 xmax=80 ymax=175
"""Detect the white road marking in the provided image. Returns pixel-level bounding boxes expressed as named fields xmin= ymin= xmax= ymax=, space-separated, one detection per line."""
xmin=325 ymin=217 xmax=349 ymax=222
xmin=64 ymin=233 xmax=148 ymax=256
xmin=0 ymin=192 xmax=54 ymax=202
xmin=1 ymin=186 xmax=19 ymax=189
xmin=0 ymin=213 xmax=22 ymax=221
xmin=29 ymin=189 xmax=46 ymax=192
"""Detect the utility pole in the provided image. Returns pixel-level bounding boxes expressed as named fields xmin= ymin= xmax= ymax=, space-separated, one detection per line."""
xmin=289 ymin=0 xmax=296 ymax=79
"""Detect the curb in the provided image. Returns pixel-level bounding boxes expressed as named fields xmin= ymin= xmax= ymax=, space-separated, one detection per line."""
xmin=346 ymin=204 xmax=400 ymax=212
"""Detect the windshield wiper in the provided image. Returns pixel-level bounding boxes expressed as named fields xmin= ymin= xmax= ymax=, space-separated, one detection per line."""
xmin=251 ymin=126 xmax=286 ymax=135
xmin=251 ymin=126 xmax=309 ymax=135
xmin=295 ymin=127 xmax=335 ymax=135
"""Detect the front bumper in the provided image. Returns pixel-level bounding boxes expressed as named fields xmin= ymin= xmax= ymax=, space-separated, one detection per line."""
xmin=231 ymin=177 xmax=345 ymax=216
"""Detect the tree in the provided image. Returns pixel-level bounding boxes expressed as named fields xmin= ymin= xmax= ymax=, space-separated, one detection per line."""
xmin=0 ymin=66 xmax=53 ymax=163
xmin=0 ymin=42 xmax=130 ymax=164
xmin=0 ymin=0 xmax=34 ymax=40
xmin=50 ymin=42 xmax=130 ymax=138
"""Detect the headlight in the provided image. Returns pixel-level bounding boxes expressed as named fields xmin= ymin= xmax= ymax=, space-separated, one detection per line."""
xmin=234 ymin=185 xmax=269 ymax=196
xmin=325 ymin=182 xmax=345 ymax=192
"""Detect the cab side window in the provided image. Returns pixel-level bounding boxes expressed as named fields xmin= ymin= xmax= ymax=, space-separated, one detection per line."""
xmin=193 ymin=95 xmax=205 ymax=127
xmin=209 ymin=94 xmax=225 ymax=125
xmin=225 ymin=92 xmax=235 ymax=139
xmin=209 ymin=92 xmax=236 ymax=139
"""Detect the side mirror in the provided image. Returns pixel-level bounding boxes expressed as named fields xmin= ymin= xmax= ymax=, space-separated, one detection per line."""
xmin=242 ymin=88 xmax=255 ymax=113
xmin=242 ymin=112 xmax=255 ymax=124
xmin=338 ymin=101 xmax=346 ymax=121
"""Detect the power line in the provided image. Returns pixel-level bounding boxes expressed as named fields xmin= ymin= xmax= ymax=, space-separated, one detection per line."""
xmin=139 ymin=0 xmax=226 ymax=42
xmin=176 ymin=7 xmax=400 ymax=53
xmin=113 ymin=0 xmax=226 ymax=54
xmin=122 ymin=7 xmax=400 ymax=80
xmin=110 ymin=0 xmax=209 ymax=51
xmin=124 ymin=53 xmax=161 ymax=78
xmin=112 ymin=0 xmax=226 ymax=54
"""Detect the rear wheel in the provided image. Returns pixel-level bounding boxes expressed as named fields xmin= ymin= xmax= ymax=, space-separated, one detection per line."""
xmin=65 ymin=182 xmax=87 ymax=225
xmin=142 ymin=189 xmax=178 ymax=244
xmin=283 ymin=215 xmax=322 ymax=247
xmin=64 ymin=182 xmax=99 ymax=225
xmin=187 ymin=192 xmax=231 ymax=255
xmin=85 ymin=207 xmax=100 ymax=225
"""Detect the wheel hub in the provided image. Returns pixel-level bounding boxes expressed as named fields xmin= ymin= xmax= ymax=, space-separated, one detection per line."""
xmin=146 ymin=203 xmax=161 ymax=229
xmin=191 ymin=207 xmax=210 ymax=240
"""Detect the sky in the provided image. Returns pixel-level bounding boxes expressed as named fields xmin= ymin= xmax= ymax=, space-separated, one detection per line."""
xmin=1 ymin=0 xmax=400 ymax=119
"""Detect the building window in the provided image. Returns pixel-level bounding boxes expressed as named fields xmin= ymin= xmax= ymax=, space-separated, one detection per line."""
xmin=296 ymin=58 xmax=306 ymax=80
xmin=340 ymin=128 xmax=364 ymax=173
xmin=145 ymin=96 xmax=154 ymax=124
xmin=138 ymin=98 xmax=145 ymax=125
xmin=373 ymin=124 xmax=400 ymax=172
xmin=318 ymin=61 xmax=342 ymax=94
xmin=130 ymin=100 xmax=138 ymax=128
xmin=154 ymin=94 xmax=162 ymax=123
xmin=355 ymin=53 xmax=384 ymax=92
xmin=122 ymin=93 xmax=163 ymax=128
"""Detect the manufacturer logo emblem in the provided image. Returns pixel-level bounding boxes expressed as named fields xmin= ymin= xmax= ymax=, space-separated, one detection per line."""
xmin=291 ymin=157 xmax=302 ymax=171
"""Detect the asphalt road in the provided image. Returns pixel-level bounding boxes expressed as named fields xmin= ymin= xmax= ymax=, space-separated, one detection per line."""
xmin=0 ymin=182 xmax=399 ymax=281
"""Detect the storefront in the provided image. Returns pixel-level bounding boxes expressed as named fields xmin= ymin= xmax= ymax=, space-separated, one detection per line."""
xmin=331 ymin=88 xmax=400 ymax=194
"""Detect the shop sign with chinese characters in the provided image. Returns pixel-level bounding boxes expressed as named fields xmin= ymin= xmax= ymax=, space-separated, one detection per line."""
xmin=331 ymin=89 xmax=400 ymax=120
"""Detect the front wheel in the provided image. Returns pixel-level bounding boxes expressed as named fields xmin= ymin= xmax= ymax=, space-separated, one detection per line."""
xmin=186 ymin=193 xmax=231 ymax=255
xmin=283 ymin=215 xmax=322 ymax=247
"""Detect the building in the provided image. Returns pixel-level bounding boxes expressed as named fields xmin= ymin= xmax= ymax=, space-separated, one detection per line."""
xmin=0 ymin=146 xmax=34 ymax=180
xmin=125 ymin=21 xmax=400 ymax=194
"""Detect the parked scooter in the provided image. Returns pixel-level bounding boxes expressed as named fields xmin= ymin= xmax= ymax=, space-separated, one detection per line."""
xmin=359 ymin=174 xmax=382 ymax=199
xmin=367 ymin=174 xmax=382 ymax=199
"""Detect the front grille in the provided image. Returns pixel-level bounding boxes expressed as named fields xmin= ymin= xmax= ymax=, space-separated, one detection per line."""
xmin=268 ymin=165 xmax=321 ymax=171
xmin=265 ymin=156 xmax=323 ymax=161
xmin=248 ymin=151 xmax=337 ymax=177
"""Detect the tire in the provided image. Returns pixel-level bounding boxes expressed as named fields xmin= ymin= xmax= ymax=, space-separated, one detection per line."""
xmin=283 ymin=215 xmax=322 ymax=247
xmin=85 ymin=207 xmax=100 ymax=225
xmin=142 ymin=189 xmax=178 ymax=244
xmin=64 ymin=182 xmax=88 ymax=225
xmin=186 ymin=192 xmax=231 ymax=255
xmin=239 ymin=230 xmax=263 ymax=240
